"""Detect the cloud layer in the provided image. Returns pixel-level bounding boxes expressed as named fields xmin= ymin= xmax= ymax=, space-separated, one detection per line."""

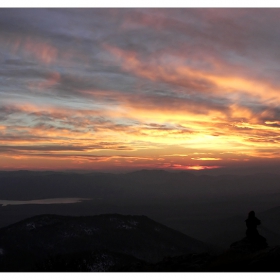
xmin=1 ymin=8 xmax=280 ymax=171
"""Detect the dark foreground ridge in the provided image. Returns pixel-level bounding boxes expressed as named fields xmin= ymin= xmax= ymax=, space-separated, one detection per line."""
xmin=0 ymin=213 xmax=208 ymax=271
xmin=0 ymin=213 xmax=279 ymax=272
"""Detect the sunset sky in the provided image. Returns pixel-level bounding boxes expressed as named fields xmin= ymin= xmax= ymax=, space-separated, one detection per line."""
xmin=1 ymin=8 xmax=280 ymax=172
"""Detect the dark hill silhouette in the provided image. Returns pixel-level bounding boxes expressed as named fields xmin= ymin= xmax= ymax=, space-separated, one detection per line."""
xmin=204 ymin=245 xmax=280 ymax=272
xmin=116 ymin=245 xmax=280 ymax=272
xmin=1 ymin=213 xmax=280 ymax=271
xmin=33 ymin=245 xmax=280 ymax=272
xmin=0 ymin=214 xmax=208 ymax=271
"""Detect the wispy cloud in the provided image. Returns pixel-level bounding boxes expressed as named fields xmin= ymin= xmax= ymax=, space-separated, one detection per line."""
xmin=1 ymin=8 xmax=280 ymax=171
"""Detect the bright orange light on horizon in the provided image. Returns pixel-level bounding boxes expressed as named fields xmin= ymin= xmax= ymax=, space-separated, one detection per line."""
xmin=168 ymin=164 xmax=222 ymax=171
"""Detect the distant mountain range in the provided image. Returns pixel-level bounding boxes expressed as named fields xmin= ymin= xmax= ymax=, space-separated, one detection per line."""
xmin=0 ymin=169 xmax=280 ymax=201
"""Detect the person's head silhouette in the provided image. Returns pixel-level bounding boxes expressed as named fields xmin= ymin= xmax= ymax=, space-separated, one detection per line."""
xmin=248 ymin=211 xmax=255 ymax=218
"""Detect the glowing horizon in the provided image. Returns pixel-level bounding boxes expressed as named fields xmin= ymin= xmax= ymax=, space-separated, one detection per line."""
xmin=0 ymin=8 xmax=280 ymax=172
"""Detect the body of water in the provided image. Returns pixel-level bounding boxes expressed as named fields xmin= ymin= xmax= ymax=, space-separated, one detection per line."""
xmin=0 ymin=198 xmax=91 ymax=206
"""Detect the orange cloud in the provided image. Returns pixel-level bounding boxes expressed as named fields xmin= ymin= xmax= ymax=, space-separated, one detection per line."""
xmin=4 ymin=35 xmax=86 ymax=68
xmin=24 ymin=37 xmax=58 ymax=65
xmin=105 ymin=44 xmax=280 ymax=103
xmin=7 ymin=36 xmax=58 ymax=65
xmin=2 ymin=98 xmax=279 ymax=164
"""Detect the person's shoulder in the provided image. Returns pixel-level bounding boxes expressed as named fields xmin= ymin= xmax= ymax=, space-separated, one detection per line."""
xmin=255 ymin=217 xmax=261 ymax=223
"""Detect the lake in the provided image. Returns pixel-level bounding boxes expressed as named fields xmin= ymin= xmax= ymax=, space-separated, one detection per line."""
xmin=0 ymin=198 xmax=91 ymax=206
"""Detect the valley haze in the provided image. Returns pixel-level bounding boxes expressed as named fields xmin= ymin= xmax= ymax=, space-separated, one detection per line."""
xmin=1 ymin=169 xmax=280 ymax=251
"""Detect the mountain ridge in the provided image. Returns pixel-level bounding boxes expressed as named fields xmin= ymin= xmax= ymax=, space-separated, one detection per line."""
xmin=1 ymin=213 xmax=280 ymax=272
xmin=0 ymin=213 xmax=209 ymax=271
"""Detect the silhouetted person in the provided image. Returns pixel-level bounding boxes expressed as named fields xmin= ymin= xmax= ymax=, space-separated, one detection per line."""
xmin=245 ymin=211 xmax=267 ymax=249
xmin=245 ymin=211 xmax=260 ymax=239
xmin=231 ymin=211 xmax=267 ymax=251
